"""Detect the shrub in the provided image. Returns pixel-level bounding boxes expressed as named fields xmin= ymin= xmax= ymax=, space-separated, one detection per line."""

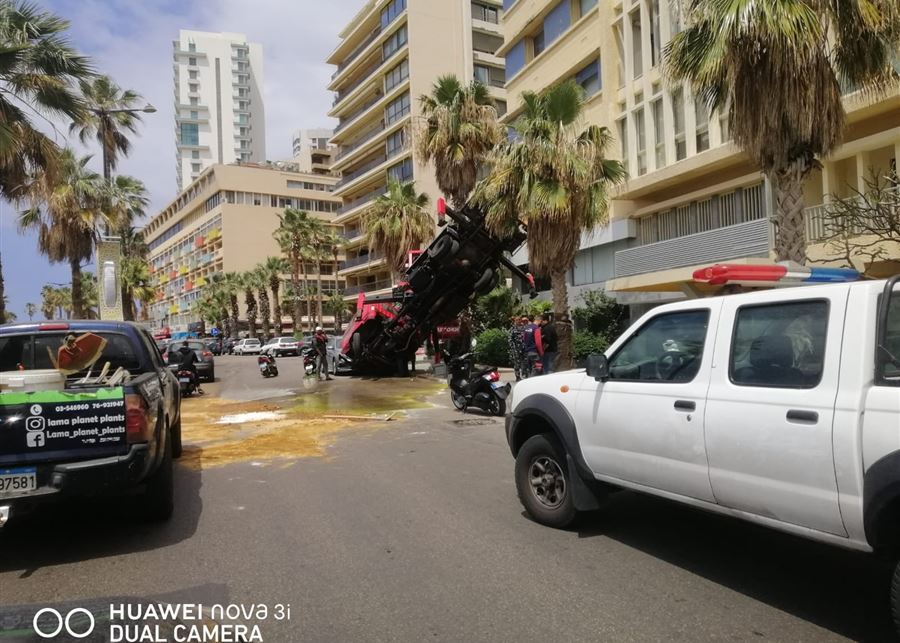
xmin=474 ymin=328 xmax=512 ymax=367
xmin=572 ymin=290 xmax=628 ymax=339
xmin=572 ymin=332 xmax=610 ymax=364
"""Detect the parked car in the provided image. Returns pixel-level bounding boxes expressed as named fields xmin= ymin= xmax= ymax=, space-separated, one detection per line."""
xmin=262 ymin=336 xmax=300 ymax=357
xmin=223 ymin=338 xmax=237 ymax=355
xmin=506 ymin=276 xmax=900 ymax=631
xmin=206 ymin=339 xmax=223 ymax=356
xmin=233 ymin=338 xmax=261 ymax=355
xmin=327 ymin=335 xmax=352 ymax=375
xmin=164 ymin=340 xmax=215 ymax=381
xmin=0 ymin=321 xmax=182 ymax=525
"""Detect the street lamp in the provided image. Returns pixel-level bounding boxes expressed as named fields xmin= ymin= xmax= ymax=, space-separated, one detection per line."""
xmin=86 ymin=103 xmax=157 ymax=180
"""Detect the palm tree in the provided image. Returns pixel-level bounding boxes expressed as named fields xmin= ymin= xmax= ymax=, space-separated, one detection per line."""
xmin=261 ymin=256 xmax=289 ymax=336
xmin=364 ymin=178 xmax=433 ymax=278
xmin=55 ymin=286 xmax=72 ymax=319
xmin=40 ymin=285 xmax=55 ymax=319
xmin=204 ymin=274 xmax=235 ymax=338
xmin=0 ymin=0 xmax=92 ymax=201
xmin=665 ymin=1 xmax=900 ymax=262
xmin=475 ymin=81 xmax=626 ymax=369
xmin=310 ymin=222 xmax=343 ymax=326
xmin=19 ymin=150 xmax=112 ymax=318
xmin=24 ymin=302 xmax=36 ymax=321
xmin=0 ymin=254 xmax=5 ymax=323
xmin=417 ymin=75 xmax=503 ymax=207
xmin=221 ymin=272 xmax=242 ymax=338
xmin=253 ymin=266 xmax=272 ymax=341
xmin=281 ymin=282 xmax=300 ymax=336
xmin=106 ymin=176 xmax=149 ymax=319
xmin=275 ymin=208 xmax=316 ymax=332
xmin=70 ymin=75 xmax=146 ymax=180
xmin=2 ymin=310 xmax=15 ymax=323
xmin=81 ymin=271 xmax=98 ymax=319
xmin=326 ymin=292 xmax=349 ymax=334
xmin=239 ymin=271 xmax=259 ymax=338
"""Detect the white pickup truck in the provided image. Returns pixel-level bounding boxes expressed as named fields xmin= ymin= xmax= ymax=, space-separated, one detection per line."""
xmin=506 ymin=277 xmax=900 ymax=628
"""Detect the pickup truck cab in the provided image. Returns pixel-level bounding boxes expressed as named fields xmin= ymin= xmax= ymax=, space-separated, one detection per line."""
xmin=0 ymin=321 xmax=182 ymax=525
xmin=507 ymin=278 xmax=900 ymax=627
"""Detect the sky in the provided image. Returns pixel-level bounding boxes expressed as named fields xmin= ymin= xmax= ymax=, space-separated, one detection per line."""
xmin=0 ymin=0 xmax=360 ymax=320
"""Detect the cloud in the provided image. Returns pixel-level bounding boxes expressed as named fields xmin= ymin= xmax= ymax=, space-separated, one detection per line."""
xmin=3 ymin=0 xmax=360 ymax=319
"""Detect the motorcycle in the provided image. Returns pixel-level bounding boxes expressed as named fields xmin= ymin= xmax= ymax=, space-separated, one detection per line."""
xmin=302 ymin=347 xmax=318 ymax=377
xmin=258 ymin=354 xmax=279 ymax=378
xmin=447 ymin=352 xmax=510 ymax=416
xmin=176 ymin=369 xmax=198 ymax=397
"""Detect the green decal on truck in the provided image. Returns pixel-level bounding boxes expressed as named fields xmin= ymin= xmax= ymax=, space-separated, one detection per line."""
xmin=0 ymin=386 xmax=124 ymax=407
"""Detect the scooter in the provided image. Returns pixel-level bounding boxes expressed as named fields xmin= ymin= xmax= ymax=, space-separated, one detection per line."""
xmin=176 ymin=369 xmax=198 ymax=397
xmin=258 ymin=354 xmax=278 ymax=378
xmin=302 ymin=347 xmax=318 ymax=376
xmin=447 ymin=352 xmax=510 ymax=416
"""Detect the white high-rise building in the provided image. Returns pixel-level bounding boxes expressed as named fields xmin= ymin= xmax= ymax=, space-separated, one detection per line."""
xmin=291 ymin=128 xmax=334 ymax=173
xmin=172 ymin=30 xmax=266 ymax=191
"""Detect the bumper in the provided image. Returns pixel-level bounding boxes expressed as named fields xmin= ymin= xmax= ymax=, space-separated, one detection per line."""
xmin=0 ymin=444 xmax=153 ymax=514
xmin=505 ymin=414 xmax=516 ymax=455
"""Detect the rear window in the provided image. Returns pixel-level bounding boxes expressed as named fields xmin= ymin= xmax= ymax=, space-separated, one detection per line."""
xmin=882 ymin=294 xmax=900 ymax=383
xmin=247 ymin=339 xmax=260 ymax=345
xmin=0 ymin=332 xmax=144 ymax=374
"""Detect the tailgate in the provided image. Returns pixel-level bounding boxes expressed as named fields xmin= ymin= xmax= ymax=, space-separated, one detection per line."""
xmin=0 ymin=387 xmax=129 ymax=466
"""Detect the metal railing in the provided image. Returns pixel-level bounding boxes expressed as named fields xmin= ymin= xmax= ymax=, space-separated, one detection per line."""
xmin=341 ymin=227 xmax=364 ymax=240
xmin=335 ymin=143 xmax=407 ymax=189
xmin=338 ymin=186 xmax=386 ymax=214
xmin=334 ymin=93 xmax=383 ymax=134
xmin=340 ymin=252 xmax=384 ymax=270
xmin=332 ymin=27 xmax=382 ymax=80
xmin=344 ymin=278 xmax=393 ymax=296
xmin=804 ymin=186 xmax=899 ymax=242
xmin=335 ymin=123 xmax=385 ymax=162
xmin=333 ymin=60 xmax=382 ymax=106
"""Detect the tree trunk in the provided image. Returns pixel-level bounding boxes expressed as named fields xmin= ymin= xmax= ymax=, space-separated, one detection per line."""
xmin=230 ymin=295 xmax=240 ymax=338
xmin=70 ymin=258 xmax=84 ymax=319
xmin=550 ymin=267 xmax=573 ymax=371
xmin=291 ymin=259 xmax=302 ymax=336
xmin=303 ymin=266 xmax=312 ymax=331
xmin=121 ymin=282 xmax=134 ymax=321
xmin=0 ymin=253 xmax=6 ymax=323
xmin=258 ymin=288 xmax=271 ymax=341
xmin=316 ymin=258 xmax=324 ymax=326
xmin=245 ymin=291 xmax=258 ymax=338
xmin=771 ymin=161 xmax=814 ymax=263
xmin=271 ymin=279 xmax=283 ymax=336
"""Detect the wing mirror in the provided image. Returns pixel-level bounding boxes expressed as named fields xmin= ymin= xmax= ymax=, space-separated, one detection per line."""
xmin=586 ymin=353 xmax=609 ymax=382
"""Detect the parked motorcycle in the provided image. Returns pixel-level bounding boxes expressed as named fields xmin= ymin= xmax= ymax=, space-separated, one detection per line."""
xmin=447 ymin=352 xmax=510 ymax=416
xmin=258 ymin=354 xmax=279 ymax=378
xmin=176 ymin=369 xmax=198 ymax=397
xmin=302 ymin=347 xmax=318 ymax=377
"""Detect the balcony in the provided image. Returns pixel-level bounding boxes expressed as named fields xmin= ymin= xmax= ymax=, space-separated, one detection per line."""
xmin=332 ymin=27 xmax=382 ymax=81
xmin=805 ymin=186 xmax=900 ymax=243
xmin=333 ymin=60 xmax=381 ymax=106
xmin=340 ymin=252 xmax=384 ymax=271
xmin=344 ymin=278 xmax=393 ymax=296
xmin=335 ymin=123 xmax=386 ymax=162
xmin=614 ymin=218 xmax=771 ymax=278
xmin=341 ymin=226 xmax=364 ymax=240
xmin=334 ymin=93 xmax=383 ymax=134
xmin=336 ymin=143 xmax=408 ymax=190
xmin=338 ymin=186 xmax=386 ymax=216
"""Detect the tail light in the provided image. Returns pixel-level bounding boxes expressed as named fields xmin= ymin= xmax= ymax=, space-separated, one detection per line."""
xmin=485 ymin=370 xmax=500 ymax=382
xmin=39 ymin=323 xmax=70 ymax=331
xmin=125 ymin=394 xmax=151 ymax=444
xmin=202 ymin=351 xmax=213 ymax=358
xmin=437 ymin=198 xmax=447 ymax=226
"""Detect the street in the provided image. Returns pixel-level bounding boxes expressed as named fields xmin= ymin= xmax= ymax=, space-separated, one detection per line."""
xmin=0 ymin=356 xmax=894 ymax=642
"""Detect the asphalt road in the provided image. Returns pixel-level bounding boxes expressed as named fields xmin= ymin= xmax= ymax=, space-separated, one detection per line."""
xmin=0 ymin=355 xmax=895 ymax=642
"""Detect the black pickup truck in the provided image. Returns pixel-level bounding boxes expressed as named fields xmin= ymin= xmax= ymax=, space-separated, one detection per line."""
xmin=0 ymin=321 xmax=182 ymax=526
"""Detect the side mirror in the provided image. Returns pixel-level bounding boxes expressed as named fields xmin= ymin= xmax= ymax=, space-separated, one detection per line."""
xmin=585 ymin=353 xmax=610 ymax=382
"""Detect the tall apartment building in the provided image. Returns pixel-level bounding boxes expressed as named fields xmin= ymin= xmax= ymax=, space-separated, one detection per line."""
xmin=501 ymin=0 xmax=900 ymax=313
xmin=327 ymin=0 xmax=506 ymax=298
xmin=143 ymin=163 xmax=341 ymax=332
xmin=173 ymin=30 xmax=267 ymax=191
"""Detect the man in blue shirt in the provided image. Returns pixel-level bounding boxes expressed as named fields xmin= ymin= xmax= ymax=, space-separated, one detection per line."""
xmin=522 ymin=315 xmax=540 ymax=377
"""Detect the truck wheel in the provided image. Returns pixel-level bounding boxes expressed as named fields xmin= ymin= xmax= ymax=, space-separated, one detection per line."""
xmin=474 ymin=268 xmax=494 ymax=294
xmin=429 ymin=236 xmax=459 ymax=262
xmin=170 ymin=416 xmax=183 ymax=459
xmin=351 ymin=332 xmax=362 ymax=358
xmin=141 ymin=432 xmax=174 ymax=522
xmin=515 ymin=434 xmax=576 ymax=528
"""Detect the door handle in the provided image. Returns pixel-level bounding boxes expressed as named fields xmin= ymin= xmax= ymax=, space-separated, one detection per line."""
xmin=787 ymin=410 xmax=819 ymax=424
xmin=674 ymin=400 xmax=696 ymax=412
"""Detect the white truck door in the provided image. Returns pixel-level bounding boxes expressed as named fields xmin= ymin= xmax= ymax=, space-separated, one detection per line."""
xmin=705 ymin=286 xmax=849 ymax=536
xmin=574 ymin=302 xmax=720 ymax=502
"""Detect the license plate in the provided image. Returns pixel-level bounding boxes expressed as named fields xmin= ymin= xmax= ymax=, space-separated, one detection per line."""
xmin=491 ymin=382 xmax=502 ymax=389
xmin=179 ymin=377 xmax=190 ymax=383
xmin=259 ymin=364 xmax=267 ymax=370
xmin=0 ymin=467 xmax=37 ymax=494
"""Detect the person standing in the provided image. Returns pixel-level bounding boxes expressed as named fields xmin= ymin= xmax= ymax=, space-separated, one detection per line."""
xmin=313 ymin=327 xmax=332 ymax=381
xmin=537 ymin=314 xmax=558 ymax=375
xmin=522 ymin=315 xmax=540 ymax=378
xmin=507 ymin=316 xmax=526 ymax=381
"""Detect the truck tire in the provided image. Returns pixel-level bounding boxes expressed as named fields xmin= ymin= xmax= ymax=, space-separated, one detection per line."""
xmin=170 ymin=416 xmax=183 ymax=459
xmin=141 ymin=432 xmax=174 ymax=522
xmin=429 ymin=236 xmax=459 ymax=262
xmin=891 ymin=559 xmax=900 ymax=635
xmin=474 ymin=267 xmax=495 ymax=294
xmin=515 ymin=434 xmax=577 ymax=528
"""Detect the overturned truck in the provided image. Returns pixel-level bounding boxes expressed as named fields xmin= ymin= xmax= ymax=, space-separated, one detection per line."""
xmin=340 ymin=201 xmax=536 ymax=375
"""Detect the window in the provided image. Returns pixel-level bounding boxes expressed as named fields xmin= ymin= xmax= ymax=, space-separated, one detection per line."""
xmin=472 ymin=2 xmax=499 ymax=23
xmin=672 ymin=89 xmax=686 ymax=160
xmin=506 ymin=40 xmax=526 ymax=78
xmin=189 ymin=83 xmax=198 ymax=93
xmin=630 ymin=9 xmax=643 ymax=79
xmin=541 ymin=1 xmax=571 ymax=51
xmin=474 ymin=64 xmax=490 ymax=85
xmin=616 ymin=117 xmax=628 ymax=174
xmin=192 ymin=163 xmax=201 ymax=173
xmin=575 ymin=60 xmax=601 ymax=96
xmin=730 ymin=301 xmax=829 ymax=388
xmin=190 ymin=97 xmax=199 ymax=106
xmin=190 ymin=110 xmax=199 ymax=119
xmin=385 ymin=59 xmax=409 ymax=92
xmin=634 ymin=107 xmax=647 ymax=175
xmin=388 ymin=158 xmax=413 ymax=183
xmin=383 ymin=25 xmax=408 ymax=58
xmin=180 ymin=123 xmax=199 ymax=146
xmin=205 ymin=192 xmax=222 ymax=212
xmin=615 ymin=21 xmax=626 ymax=88
xmin=695 ymin=96 xmax=710 ymax=152
xmin=188 ymin=56 xmax=197 ymax=66
xmin=385 ymin=92 xmax=411 ymax=124
xmin=879 ymin=294 xmax=900 ymax=384
xmin=651 ymin=98 xmax=665 ymax=169
xmin=533 ymin=31 xmax=546 ymax=56
xmin=608 ymin=310 xmax=710 ymax=382
xmin=386 ymin=129 xmax=405 ymax=157
xmin=381 ymin=0 xmax=406 ymax=29
xmin=189 ymin=70 xmax=198 ymax=80
xmin=579 ymin=0 xmax=598 ymax=17
xmin=188 ymin=42 xmax=196 ymax=52
xmin=191 ymin=150 xmax=200 ymax=160
xmin=650 ymin=0 xmax=661 ymax=67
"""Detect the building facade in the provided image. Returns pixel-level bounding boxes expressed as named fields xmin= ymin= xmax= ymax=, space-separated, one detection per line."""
xmin=501 ymin=0 xmax=900 ymax=315
xmin=327 ymin=0 xmax=506 ymax=298
xmin=292 ymin=128 xmax=335 ymax=174
xmin=173 ymin=30 xmax=267 ymax=191
xmin=143 ymin=164 xmax=341 ymax=332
